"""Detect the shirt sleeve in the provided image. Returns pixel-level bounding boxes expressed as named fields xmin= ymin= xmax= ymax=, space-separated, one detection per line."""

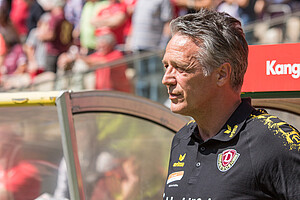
xmin=252 ymin=121 xmax=300 ymax=199
xmin=25 ymin=28 xmax=38 ymax=47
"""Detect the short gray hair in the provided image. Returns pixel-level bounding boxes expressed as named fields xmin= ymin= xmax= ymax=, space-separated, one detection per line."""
xmin=96 ymin=33 xmax=117 ymax=47
xmin=170 ymin=9 xmax=248 ymax=91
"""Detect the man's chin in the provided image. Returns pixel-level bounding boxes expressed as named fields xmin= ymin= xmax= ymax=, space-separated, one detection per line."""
xmin=170 ymin=104 xmax=185 ymax=114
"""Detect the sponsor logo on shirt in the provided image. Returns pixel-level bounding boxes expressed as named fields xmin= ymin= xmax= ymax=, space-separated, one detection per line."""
xmin=173 ymin=153 xmax=186 ymax=167
xmin=167 ymin=171 xmax=184 ymax=184
xmin=224 ymin=125 xmax=238 ymax=138
xmin=217 ymin=149 xmax=240 ymax=172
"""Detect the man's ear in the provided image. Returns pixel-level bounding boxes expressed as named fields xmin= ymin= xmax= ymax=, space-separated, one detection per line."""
xmin=216 ymin=63 xmax=231 ymax=87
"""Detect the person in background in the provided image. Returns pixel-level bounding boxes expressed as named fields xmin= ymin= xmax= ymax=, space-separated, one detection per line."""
xmin=0 ymin=3 xmax=8 ymax=68
xmin=172 ymin=0 xmax=214 ymax=14
xmin=9 ymin=0 xmax=29 ymax=42
xmin=24 ymin=12 xmax=51 ymax=79
xmin=238 ymin=0 xmax=259 ymax=26
xmin=91 ymin=0 xmax=127 ymax=48
xmin=0 ymin=27 xmax=27 ymax=75
xmin=217 ymin=0 xmax=241 ymax=21
xmin=0 ymin=0 xmax=11 ymax=10
xmin=217 ymin=0 xmax=263 ymax=44
xmin=86 ymin=30 xmax=131 ymax=92
xmin=162 ymin=9 xmax=300 ymax=199
xmin=130 ymin=0 xmax=174 ymax=102
xmin=120 ymin=0 xmax=137 ymax=53
xmin=0 ymin=34 xmax=5 ymax=68
xmin=38 ymin=0 xmax=73 ymax=73
xmin=64 ymin=0 xmax=85 ymax=46
xmin=79 ymin=0 xmax=109 ymax=55
xmin=58 ymin=30 xmax=132 ymax=92
xmin=0 ymin=124 xmax=41 ymax=200
xmin=0 ymin=6 xmax=30 ymax=90
xmin=64 ymin=0 xmax=85 ymax=30
xmin=0 ymin=0 xmax=12 ymax=24
xmin=131 ymin=0 xmax=174 ymax=52
xmin=90 ymin=153 xmax=139 ymax=200
xmin=26 ymin=0 xmax=45 ymax=34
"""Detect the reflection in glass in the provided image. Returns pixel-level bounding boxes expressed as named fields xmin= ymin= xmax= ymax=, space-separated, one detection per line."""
xmin=73 ymin=113 xmax=174 ymax=200
xmin=0 ymin=106 xmax=64 ymax=200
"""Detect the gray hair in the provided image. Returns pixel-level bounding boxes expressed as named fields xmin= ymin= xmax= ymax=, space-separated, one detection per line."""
xmin=170 ymin=9 xmax=248 ymax=91
xmin=96 ymin=33 xmax=117 ymax=47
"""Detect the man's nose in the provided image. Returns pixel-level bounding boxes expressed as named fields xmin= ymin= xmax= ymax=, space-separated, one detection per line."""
xmin=162 ymin=68 xmax=176 ymax=86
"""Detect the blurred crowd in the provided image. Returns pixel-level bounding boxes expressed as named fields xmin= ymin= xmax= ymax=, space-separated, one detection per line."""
xmin=0 ymin=0 xmax=299 ymax=92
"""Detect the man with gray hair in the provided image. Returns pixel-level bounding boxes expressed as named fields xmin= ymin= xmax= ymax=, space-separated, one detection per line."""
xmin=162 ymin=9 xmax=300 ymax=199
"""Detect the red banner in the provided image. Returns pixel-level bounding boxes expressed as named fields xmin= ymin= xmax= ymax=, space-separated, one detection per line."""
xmin=242 ymin=43 xmax=300 ymax=92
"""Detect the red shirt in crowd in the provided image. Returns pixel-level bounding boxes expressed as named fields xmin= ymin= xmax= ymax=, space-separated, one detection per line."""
xmin=89 ymin=50 xmax=131 ymax=93
xmin=122 ymin=0 xmax=137 ymax=37
xmin=0 ymin=34 xmax=6 ymax=56
xmin=95 ymin=2 xmax=127 ymax=45
xmin=10 ymin=0 xmax=29 ymax=36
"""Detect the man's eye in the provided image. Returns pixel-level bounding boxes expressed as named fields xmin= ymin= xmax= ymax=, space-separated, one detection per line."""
xmin=163 ymin=64 xmax=169 ymax=71
xmin=176 ymin=66 xmax=186 ymax=73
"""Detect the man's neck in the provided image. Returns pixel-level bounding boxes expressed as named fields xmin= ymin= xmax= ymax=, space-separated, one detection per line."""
xmin=193 ymin=95 xmax=241 ymax=141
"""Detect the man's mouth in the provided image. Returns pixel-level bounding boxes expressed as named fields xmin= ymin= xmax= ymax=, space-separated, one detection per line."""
xmin=169 ymin=93 xmax=180 ymax=100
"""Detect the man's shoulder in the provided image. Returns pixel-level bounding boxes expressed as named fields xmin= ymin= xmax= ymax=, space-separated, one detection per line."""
xmin=243 ymin=110 xmax=300 ymax=199
xmin=175 ymin=119 xmax=196 ymax=139
xmin=246 ymin=109 xmax=300 ymax=152
xmin=170 ymin=119 xmax=195 ymax=149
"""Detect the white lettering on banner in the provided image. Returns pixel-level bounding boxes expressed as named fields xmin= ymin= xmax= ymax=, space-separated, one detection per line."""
xmin=266 ymin=60 xmax=300 ymax=78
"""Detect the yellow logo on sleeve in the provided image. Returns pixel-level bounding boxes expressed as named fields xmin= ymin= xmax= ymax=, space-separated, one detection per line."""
xmin=251 ymin=113 xmax=300 ymax=151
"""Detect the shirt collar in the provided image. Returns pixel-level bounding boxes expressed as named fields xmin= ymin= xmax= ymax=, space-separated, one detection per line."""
xmin=187 ymin=98 xmax=254 ymax=142
xmin=212 ymin=98 xmax=253 ymax=141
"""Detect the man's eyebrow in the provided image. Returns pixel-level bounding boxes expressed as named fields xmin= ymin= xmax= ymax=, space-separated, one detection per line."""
xmin=164 ymin=59 xmax=188 ymax=69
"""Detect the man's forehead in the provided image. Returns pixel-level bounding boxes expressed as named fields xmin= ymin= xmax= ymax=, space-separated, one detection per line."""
xmin=163 ymin=34 xmax=198 ymax=61
xmin=169 ymin=34 xmax=192 ymax=47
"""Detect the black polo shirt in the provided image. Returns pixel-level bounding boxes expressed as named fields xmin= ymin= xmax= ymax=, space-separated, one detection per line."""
xmin=163 ymin=98 xmax=300 ymax=200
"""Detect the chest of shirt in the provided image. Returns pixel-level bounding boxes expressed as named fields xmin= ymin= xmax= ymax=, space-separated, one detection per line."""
xmin=164 ymin=136 xmax=262 ymax=200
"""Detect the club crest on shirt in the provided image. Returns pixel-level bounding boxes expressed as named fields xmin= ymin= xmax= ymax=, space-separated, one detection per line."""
xmin=217 ymin=149 xmax=240 ymax=172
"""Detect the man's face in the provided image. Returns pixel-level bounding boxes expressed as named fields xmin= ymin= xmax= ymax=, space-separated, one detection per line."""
xmin=96 ymin=38 xmax=112 ymax=55
xmin=162 ymin=33 xmax=217 ymax=116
